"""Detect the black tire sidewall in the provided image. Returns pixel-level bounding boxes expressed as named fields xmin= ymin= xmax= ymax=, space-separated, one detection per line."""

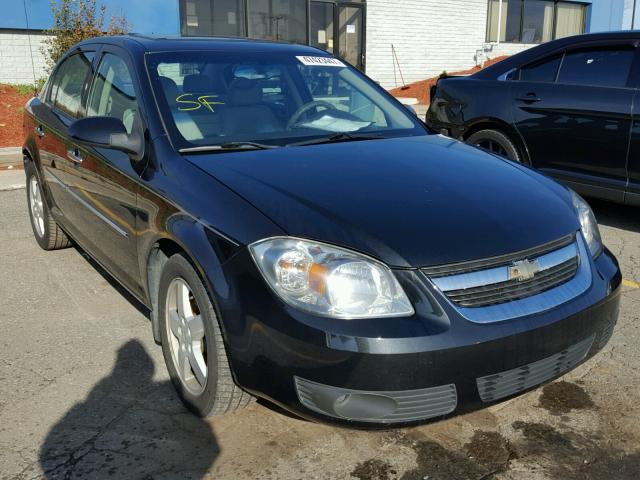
xmin=466 ymin=129 xmax=521 ymax=162
xmin=25 ymin=163 xmax=52 ymax=250
xmin=158 ymin=254 xmax=220 ymax=416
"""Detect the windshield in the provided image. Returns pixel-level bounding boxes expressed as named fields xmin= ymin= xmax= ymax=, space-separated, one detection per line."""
xmin=145 ymin=50 xmax=426 ymax=149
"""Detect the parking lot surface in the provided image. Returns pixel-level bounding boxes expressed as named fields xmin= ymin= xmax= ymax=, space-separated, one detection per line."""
xmin=1 ymin=183 xmax=639 ymax=480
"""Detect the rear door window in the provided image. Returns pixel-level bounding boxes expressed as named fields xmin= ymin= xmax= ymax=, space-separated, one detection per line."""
xmin=557 ymin=47 xmax=635 ymax=88
xmin=519 ymin=55 xmax=561 ymax=83
xmin=49 ymin=52 xmax=94 ymax=118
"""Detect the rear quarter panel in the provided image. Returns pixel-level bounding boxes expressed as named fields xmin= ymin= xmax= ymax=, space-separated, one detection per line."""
xmin=426 ymin=78 xmax=515 ymax=139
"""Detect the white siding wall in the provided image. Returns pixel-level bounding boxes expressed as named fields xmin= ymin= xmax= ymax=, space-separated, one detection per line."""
xmin=0 ymin=31 xmax=51 ymax=85
xmin=0 ymin=3 xmax=538 ymax=89
xmin=366 ymin=0 xmax=536 ymax=90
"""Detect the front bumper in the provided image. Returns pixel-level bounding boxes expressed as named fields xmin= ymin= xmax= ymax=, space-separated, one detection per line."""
xmin=217 ymin=246 xmax=621 ymax=427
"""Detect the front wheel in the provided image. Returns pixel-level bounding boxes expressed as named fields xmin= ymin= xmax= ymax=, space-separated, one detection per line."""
xmin=25 ymin=162 xmax=71 ymax=251
xmin=466 ymin=129 xmax=522 ymax=162
xmin=158 ymin=253 xmax=252 ymax=417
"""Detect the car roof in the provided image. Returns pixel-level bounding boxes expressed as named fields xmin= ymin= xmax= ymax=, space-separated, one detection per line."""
xmin=75 ymin=34 xmax=327 ymax=56
xmin=474 ymin=30 xmax=640 ymax=79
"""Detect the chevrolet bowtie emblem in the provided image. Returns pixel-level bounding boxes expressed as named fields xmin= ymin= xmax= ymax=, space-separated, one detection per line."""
xmin=508 ymin=259 xmax=540 ymax=282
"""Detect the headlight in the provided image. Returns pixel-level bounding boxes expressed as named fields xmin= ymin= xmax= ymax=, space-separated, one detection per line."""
xmin=571 ymin=191 xmax=602 ymax=258
xmin=249 ymin=237 xmax=414 ymax=319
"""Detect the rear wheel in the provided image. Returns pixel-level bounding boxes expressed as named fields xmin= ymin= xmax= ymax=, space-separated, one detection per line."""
xmin=158 ymin=253 xmax=253 ymax=417
xmin=25 ymin=162 xmax=71 ymax=251
xmin=466 ymin=129 xmax=522 ymax=162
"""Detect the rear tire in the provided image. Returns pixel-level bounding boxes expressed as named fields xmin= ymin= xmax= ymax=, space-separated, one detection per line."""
xmin=466 ymin=129 xmax=522 ymax=162
xmin=158 ymin=253 xmax=253 ymax=417
xmin=25 ymin=162 xmax=72 ymax=251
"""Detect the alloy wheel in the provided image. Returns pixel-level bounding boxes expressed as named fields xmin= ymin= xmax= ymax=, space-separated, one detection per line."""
xmin=165 ymin=278 xmax=208 ymax=395
xmin=29 ymin=176 xmax=45 ymax=238
xmin=476 ymin=139 xmax=509 ymax=158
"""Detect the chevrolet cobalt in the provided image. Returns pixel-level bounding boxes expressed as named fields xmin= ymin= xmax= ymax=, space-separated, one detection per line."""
xmin=22 ymin=36 xmax=621 ymax=426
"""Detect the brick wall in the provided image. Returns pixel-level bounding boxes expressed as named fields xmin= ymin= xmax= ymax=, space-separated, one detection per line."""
xmin=0 ymin=30 xmax=51 ymax=85
xmin=366 ymin=0 xmax=536 ymax=89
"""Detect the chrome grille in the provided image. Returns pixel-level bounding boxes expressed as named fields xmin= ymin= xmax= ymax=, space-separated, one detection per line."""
xmin=445 ymin=256 xmax=578 ymax=307
xmin=424 ymin=233 xmax=590 ymax=323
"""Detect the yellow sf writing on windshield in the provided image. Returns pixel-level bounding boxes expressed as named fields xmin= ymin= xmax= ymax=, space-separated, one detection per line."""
xmin=176 ymin=93 xmax=224 ymax=112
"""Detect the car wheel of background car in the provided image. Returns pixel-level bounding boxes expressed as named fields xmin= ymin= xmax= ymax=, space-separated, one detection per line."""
xmin=25 ymin=162 xmax=72 ymax=251
xmin=158 ymin=253 xmax=253 ymax=417
xmin=466 ymin=129 xmax=522 ymax=162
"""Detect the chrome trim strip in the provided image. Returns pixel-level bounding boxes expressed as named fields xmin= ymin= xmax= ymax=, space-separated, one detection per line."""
xmin=431 ymin=242 xmax=578 ymax=292
xmin=422 ymin=234 xmax=575 ymax=276
xmin=47 ymin=169 xmax=128 ymax=238
xmin=424 ymin=234 xmax=592 ymax=323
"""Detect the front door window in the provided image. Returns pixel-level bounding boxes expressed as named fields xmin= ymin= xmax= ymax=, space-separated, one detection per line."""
xmin=87 ymin=53 xmax=139 ymax=134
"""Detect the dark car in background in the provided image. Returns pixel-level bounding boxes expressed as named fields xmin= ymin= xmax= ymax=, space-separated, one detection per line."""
xmin=22 ymin=35 xmax=621 ymax=427
xmin=426 ymin=31 xmax=640 ymax=207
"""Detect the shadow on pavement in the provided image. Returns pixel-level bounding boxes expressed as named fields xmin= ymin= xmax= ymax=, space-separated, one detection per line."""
xmin=39 ymin=340 xmax=219 ymax=479
xmin=587 ymin=198 xmax=640 ymax=234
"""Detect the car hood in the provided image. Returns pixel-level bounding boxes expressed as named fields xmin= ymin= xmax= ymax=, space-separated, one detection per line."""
xmin=185 ymin=135 xmax=579 ymax=268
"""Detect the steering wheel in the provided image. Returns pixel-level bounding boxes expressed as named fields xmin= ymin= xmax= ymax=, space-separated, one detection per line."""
xmin=286 ymin=100 xmax=339 ymax=130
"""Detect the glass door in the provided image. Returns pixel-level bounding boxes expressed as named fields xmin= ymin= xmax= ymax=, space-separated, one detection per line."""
xmin=309 ymin=2 xmax=365 ymax=71
xmin=310 ymin=1 xmax=335 ymax=54
xmin=338 ymin=5 xmax=364 ymax=70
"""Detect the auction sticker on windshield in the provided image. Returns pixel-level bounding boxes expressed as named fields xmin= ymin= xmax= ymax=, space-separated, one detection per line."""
xmin=296 ymin=56 xmax=345 ymax=67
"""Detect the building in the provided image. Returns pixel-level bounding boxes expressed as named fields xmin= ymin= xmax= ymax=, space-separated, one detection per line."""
xmin=0 ymin=0 xmax=636 ymax=88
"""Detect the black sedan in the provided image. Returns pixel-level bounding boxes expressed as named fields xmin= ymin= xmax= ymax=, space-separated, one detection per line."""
xmin=426 ymin=31 xmax=640 ymax=207
xmin=23 ymin=35 xmax=620 ymax=427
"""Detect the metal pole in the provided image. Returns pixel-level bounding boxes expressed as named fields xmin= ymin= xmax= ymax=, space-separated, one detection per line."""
xmin=496 ymin=0 xmax=503 ymax=44
xmin=633 ymin=0 xmax=637 ymax=29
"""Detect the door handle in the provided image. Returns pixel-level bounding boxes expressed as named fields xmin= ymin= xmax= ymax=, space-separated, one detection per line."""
xmin=516 ymin=93 xmax=542 ymax=103
xmin=35 ymin=125 xmax=45 ymax=138
xmin=67 ymin=148 xmax=83 ymax=165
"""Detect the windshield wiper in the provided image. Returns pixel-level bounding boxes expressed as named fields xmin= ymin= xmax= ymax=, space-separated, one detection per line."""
xmin=179 ymin=142 xmax=279 ymax=153
xmin=287 ymin=132 xmax=385 ymax=147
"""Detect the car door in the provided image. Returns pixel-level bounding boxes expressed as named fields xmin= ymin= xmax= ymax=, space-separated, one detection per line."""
xmin=34 ymin=50 xmax=96 ymax=232
xmin=63 ymin=46 xmax=144 ymax=295
xmin=626 ymin=90 xmax=640 ymax=207
xmin=511 ymin=43 xmax=636 ymax=203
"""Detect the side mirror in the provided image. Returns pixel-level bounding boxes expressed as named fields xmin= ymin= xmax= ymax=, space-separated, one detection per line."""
xmin=68 ymin=116 xmax=143 ymax=158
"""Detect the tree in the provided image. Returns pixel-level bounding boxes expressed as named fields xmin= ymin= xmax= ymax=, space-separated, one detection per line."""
xmin=42 ymin=0 xmax=130 ymax=69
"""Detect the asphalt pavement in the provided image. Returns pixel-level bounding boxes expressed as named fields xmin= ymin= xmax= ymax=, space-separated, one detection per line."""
xmin=0 ymin=173 xmax=639 ymax=480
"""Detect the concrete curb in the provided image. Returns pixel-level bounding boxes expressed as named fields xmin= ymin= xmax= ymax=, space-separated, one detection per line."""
xmin=0 ymin=169 xmax=25 ymax=191
xmin=0 ymin=147 xmax=22 ymax=166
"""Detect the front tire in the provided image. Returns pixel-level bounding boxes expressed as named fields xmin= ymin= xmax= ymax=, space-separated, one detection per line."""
xmin=25 ymin=162 xmax=71 ymax=251
xmin=158 ymin=253 xmax=252 ymax=417
xmin=466 ymin=129 xmax=522 ymax=162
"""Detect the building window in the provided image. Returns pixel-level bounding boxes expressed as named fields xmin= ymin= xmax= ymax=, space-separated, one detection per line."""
xmin=247 ymin=0 xmax=308 ymax=44
xmin=487 ymin=0 xmax=586 ymax=43
xmin=181 ymin=0 xmax=245 ymax=37
xmin=554 ymin=2 xmax=585 ymax=39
